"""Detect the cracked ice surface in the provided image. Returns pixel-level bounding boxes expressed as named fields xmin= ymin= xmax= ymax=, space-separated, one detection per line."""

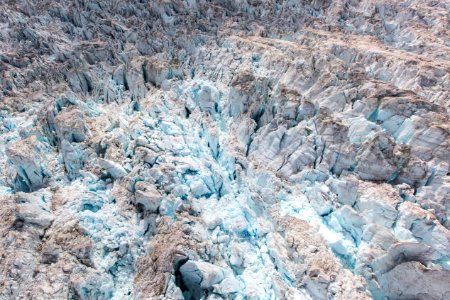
xmin=1 ymin=0 xmax=450 ymax=299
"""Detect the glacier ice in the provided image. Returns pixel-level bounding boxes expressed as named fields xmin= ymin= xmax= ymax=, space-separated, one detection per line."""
xmin=0 ymin=0 xmax=450 ymax=299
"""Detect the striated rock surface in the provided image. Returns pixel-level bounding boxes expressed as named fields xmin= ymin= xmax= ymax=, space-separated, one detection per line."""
xmin=0 ymin=0 xmax=449 ymax=299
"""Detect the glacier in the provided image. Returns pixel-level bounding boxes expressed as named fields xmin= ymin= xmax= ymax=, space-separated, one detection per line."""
xmin=0 ymin=0 xmax=449 ymax=299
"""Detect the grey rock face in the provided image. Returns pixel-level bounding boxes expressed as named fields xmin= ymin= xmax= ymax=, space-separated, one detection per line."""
xmin=0 ymin=0 xmax=449 ymax=299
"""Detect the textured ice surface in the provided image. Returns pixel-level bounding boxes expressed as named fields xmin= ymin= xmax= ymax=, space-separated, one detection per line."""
xmin=1 ymin=0 xmax=450 ymax=299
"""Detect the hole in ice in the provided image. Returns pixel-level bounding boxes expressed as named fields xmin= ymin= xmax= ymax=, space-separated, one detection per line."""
xmin=174 ymin=257 xmax=189 ymax=297
xmin=132 ymin=100 xmax=140 ymax=112
xmin=185 ymin=107 xmax=191 ymax=118
xmin=13 ymin=175 xmax=31 ymax=193
xmin=136 ymin=203 xmax=146 ymax=219
xmin=95 ymin=143 xmax=107 ymax=158
xmin=238 ymin=229 xmax=255 ymax=239
xmin=81 ymin=203 xmax=101 ymax=213
xmin=251 ymin=106 xmax=265 ymax=130
xmin=11 ymin=218 xmax=25 ymax=231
